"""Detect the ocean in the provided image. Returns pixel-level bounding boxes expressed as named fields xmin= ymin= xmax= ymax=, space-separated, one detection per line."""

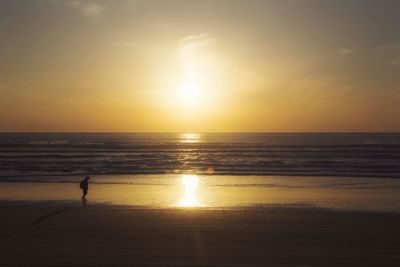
xmin=1 ymin=133 xmax=400 ymax=212
xmin=1 ymin=133 xmax=400 ymax=180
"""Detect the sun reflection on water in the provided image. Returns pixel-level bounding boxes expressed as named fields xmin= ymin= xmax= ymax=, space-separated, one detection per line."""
xmin=177 ymin=175 xmax=202 ymax=207
xmin=181 ymin=133 xmax=200 ymax=143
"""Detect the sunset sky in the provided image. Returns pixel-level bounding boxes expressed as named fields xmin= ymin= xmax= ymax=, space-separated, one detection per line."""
xmin=1 ymin=0 xmax=400 ymax=132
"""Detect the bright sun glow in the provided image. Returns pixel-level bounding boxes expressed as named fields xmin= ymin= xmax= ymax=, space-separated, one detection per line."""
xmin=178 ymin=36 xmax=210 ymax=108
xmin=177 ymin=175 xmax=201 ymax=207
xmin=180 ymin=80 xmax=201 ymax=106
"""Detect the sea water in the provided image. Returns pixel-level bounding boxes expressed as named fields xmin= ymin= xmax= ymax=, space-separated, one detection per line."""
xmin=1 ymin=133 xmax=399 ymax=179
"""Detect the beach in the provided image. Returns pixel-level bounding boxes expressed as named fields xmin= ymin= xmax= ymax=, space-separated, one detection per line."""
xmin=1 ymin=177 xmax=400 ymax=266
xmin=2 ymin=204 xmax=400 ymax=266
xmin=1 ymin=133 xmax=400 ymax=266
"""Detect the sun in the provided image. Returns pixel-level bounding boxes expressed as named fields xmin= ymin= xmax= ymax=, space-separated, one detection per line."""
xmin=180 ymin=80 xmax=201 ymax=106
xmin=179 ymin=37 xmax=208 ymax=108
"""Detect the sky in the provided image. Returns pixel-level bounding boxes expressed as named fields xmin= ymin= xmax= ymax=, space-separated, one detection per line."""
xmin=0 ymin=0 xmax=400 ymax=132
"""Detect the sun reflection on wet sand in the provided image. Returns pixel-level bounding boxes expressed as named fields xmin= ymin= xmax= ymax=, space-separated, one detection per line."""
xmin=177 ymin=175 xmax=202 ymax=207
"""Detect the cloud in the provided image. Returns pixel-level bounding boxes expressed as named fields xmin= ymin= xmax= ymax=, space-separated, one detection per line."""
xmin=338 ymin=48 xmax=355 ymax=55
xmin=66 ymin=0 xmax=106 ymax=17
xmin=146 ymin=23 xmax=172 ymax=30
xmin=129 ymin=0 xmax=144 ymax=7
xmin=376 ymin=42 xmax=400 ymax=69
xmin=180 ymin=33 xmax=216 ymax=48
xmin=377 ymin=41 xmax=400 ymax=52
xmin=110 ymin=42 xmax=140 ymax=47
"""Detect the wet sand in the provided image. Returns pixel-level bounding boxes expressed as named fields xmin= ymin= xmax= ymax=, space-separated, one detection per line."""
xmin=1 ymin=204 xmax=400 ymax=266
xmin=2 ymin=176 xmax=400 ymax=212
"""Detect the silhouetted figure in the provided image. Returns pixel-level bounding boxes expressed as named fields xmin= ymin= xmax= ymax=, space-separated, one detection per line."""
xmin=80 ymin=176 xmax=90 ymax=201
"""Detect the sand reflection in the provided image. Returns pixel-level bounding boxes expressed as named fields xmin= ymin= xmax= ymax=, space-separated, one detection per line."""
xmin=177 ymin=175 xmax=202 ymax=207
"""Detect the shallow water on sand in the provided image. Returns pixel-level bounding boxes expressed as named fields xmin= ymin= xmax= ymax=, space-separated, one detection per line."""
xmin=1 ymin=175 xmax=400 ymax=213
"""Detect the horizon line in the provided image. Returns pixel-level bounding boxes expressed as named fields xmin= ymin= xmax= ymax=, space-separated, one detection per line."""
xmin=1 ymin=131 xmax=400 ymax=134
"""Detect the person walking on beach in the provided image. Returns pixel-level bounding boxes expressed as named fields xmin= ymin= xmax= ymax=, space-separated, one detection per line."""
xmin=80 ymin=176 xmax=90 ymax=201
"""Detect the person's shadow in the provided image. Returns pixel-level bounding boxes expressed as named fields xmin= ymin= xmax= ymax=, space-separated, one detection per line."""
xmin=81 ymin=198 xmax=87 ymax=207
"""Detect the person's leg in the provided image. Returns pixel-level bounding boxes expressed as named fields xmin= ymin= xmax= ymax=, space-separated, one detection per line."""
xmin=82 ymin=190 xmax=87 ymax=200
